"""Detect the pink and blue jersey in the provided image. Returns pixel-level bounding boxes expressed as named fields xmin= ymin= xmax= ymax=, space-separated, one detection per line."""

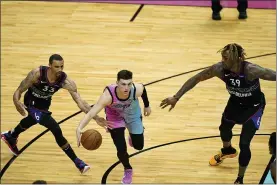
xmin=104 ymin=84 xmax=143 ymax=133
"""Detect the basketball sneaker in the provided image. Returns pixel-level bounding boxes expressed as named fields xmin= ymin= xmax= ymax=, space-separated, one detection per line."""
xmin=1 ymin=131 xmax=19 ymax=156
xmin=209 ymin=146 xmax=238 ymax=166
xmin=122 ymin=169 xmax=133 ymax=184
xmin=74 ymin=158 xmax=90 ymax=174
xmin=238 ymin=11 xmax=247 ymax=19
xmin=234 ymin=176 xmax=244 ymax=184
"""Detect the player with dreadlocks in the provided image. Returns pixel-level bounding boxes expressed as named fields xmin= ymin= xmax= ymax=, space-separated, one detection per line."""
xmin=160 ymin=43 xmax=276 ymax=184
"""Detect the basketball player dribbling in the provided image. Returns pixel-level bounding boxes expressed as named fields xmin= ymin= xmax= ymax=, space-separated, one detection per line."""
xmin=76 ymin=70 xmax=151 ymax=184
xmin=1 ymin=54 xmax=105 ymax=174
xmin=160 ymin=43 xmax=276 ymax=184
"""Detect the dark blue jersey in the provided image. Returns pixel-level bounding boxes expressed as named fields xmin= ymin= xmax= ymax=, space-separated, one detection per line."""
xmin=222 ymin=61 xmax=263 ymax=105
xmin=24 ymin=66 xmax=67 ymax=111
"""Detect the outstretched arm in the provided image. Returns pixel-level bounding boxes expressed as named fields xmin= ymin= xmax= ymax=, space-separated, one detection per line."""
xmin=13 ymin=68 xmax=40 ymax=116
xmin=174 ymin=62 xmax=223 ymax=100
xmin=160 ymin=62 xmax=223 ymax=111
xmin=76 ymin=89 xmax=112 ymax=146
xmin=246 ymin=63 xmax=276 ymax=81
xmin=62 ymin=77 xmax=92 ymax=113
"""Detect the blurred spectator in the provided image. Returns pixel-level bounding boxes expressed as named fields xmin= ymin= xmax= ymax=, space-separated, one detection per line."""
xmin=212 ymin=0 xmax=248 ymax=20
xmin=32 ymin=180 xmax=47 ymax=184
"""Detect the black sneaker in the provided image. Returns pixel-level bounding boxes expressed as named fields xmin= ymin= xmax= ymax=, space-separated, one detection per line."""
xmin=238 ymin=12 xmax=247 ymax=19
xmin=212 ymin=12 xmax=221 ymax=20
xmin=1 ymin=131 xmax=19 ymax=156
xmin=234 ymin=176 xmax=244 ymax=184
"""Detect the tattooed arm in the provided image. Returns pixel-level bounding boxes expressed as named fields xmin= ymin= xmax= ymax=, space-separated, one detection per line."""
xmin=160 ymin=62 xmax=223 ymax=111
xmin=246 ymin=63 xmax=276 ymax=81
xmin=13 ymin=68 xmax=40 ymax=116
xmin=62 ymin=77 xmax=92 ymax=114
xmin=173 ymin=62 xmax=223 ymax=100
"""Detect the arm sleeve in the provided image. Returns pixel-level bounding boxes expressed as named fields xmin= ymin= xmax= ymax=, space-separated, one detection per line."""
xmin=141 ymin=86 xmax=150 ymax=108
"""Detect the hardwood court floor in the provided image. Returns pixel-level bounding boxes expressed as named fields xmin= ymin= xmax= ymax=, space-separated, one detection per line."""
xmin=1 ymin=1 xmax=276 ymax=184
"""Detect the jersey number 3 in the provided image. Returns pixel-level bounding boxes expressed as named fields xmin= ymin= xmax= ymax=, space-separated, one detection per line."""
xmin=42 ymin=86 xmax=55 ymax=92
xmin=230 ymin=79 xmax=240 ymax=87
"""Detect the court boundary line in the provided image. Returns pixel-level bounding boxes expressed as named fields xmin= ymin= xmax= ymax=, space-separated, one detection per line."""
xmin=130 ymin=4 xmax=144 ymax=22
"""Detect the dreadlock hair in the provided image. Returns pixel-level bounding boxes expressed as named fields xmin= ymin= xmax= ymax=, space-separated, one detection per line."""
xmin=218 ymin=43 xmax=247 ymax=65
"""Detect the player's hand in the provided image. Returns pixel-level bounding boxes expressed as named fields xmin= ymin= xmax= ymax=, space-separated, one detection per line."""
xmin=160 ymin=96 xmax=178 ymax=111
xmin=76 ymin=127 xmax=83 ymax=147
xmin=14 ymin=101 xmax=27 ymax=116
xmin=94 ymin=116 xmax=111 ymax=132
xmin=95 ymin=116 xmax=107 ymax=127
xmin=144 ymin=107 xmax=151 ymax=116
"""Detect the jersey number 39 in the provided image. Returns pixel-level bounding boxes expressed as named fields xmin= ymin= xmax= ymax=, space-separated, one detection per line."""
xmin=230 ymin=79 xmax=241 ymax=87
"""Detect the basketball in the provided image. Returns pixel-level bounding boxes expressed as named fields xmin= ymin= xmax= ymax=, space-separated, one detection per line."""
xmin=81 ymin=129 xmax=102 ymax=150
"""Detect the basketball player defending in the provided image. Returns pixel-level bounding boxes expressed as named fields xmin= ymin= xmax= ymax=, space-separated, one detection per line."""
xmin=1 ymin=54 xmax=103 ymax=174
xmin=76 ymin=70 xmax=151 ymax=184
xmin=160 ymin=43 xmax=276 ymax=184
